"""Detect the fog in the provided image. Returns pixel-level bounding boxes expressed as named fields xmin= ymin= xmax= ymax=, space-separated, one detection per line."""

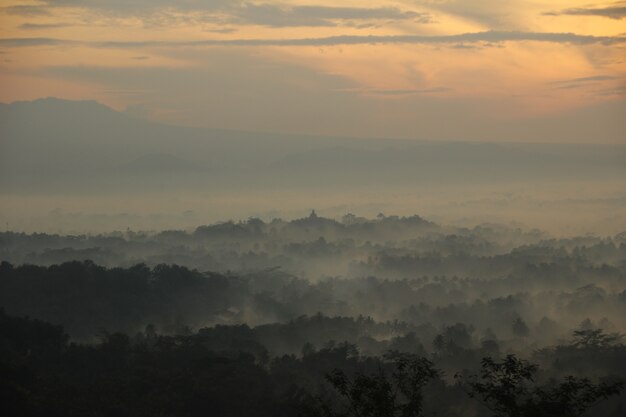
xmin=1 ymin=98 xmax=625 ymax=416
xmin=2 ymin=182 xmax=626 ymax=236
xmin=2 ymin=0 xmax=626 ymax=412
xmin=2 ymin=210 xmax=625 ymax=342
xmin=2 ymin=210 xmax=626 ymax=414
xmin=1 ymin=98 xmax=625 ymax=236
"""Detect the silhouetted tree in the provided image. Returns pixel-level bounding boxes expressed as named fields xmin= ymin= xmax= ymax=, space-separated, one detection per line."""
xmin=512 ymin=318 xmax=530 ymax=338
xmin=324 ymin=352 xmax=439 ymax=417
xmin=457 ymin=354 xmax=624 ymax=417
xmin=571 ymin=328 xmax=622 ymax=349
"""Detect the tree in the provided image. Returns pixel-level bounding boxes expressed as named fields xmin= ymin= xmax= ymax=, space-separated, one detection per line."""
xmin=323 ymin=352 xmax=439 ymax=417
xmin=456 ymin=354 xmax=624 ymax=417
xmin=512 ymin=318 xmax=530 ymax=338
xmin=571 ymin=328 xmax=622 ymax=349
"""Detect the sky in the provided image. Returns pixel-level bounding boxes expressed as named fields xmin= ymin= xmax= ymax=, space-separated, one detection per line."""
xmin=0 ymin=0 xmax=625 ymax=142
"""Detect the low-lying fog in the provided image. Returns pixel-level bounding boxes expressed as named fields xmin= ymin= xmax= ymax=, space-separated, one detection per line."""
xmin=1 ymin=98 xmax=624 ymax=236
xmin=2 ymin=181 xmax=624 ymax=236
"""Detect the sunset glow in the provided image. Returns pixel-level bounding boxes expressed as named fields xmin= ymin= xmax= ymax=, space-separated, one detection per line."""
xmin=1 ymin=1 xmax=625 ymax=141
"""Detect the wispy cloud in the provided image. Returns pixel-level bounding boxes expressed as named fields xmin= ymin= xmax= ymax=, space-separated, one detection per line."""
xmin=544 ymin=4 xmax=626 ymax=20
xmin=549 ymin=74 xmax=621 ymax=91
xmin=0 ymin=38 xmax=78 ymax=47
xmin=551 ymin=75 xmax=617 ymax=84
xmin=3 ymin=5 xmax=51 ymax=16
xmin=5 ymin=2 xmax=430 ymax=28
xmin=2 ymin=31 xmax=623 ymax=49
xmin=19 ymin=23 xmax=74 ymax=30
xmin=232 ymin=5 xmax=430 ymax=27
xmin=204 ymin=28 xmax=238 ymax=34
xmin=368 ymin=87 xmax=451 ymax=96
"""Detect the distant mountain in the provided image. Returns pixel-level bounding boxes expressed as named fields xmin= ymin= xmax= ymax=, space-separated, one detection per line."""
xmin=0 ymin=97 xmax=121 ymax=132
xmin=1 ymin=97 xmax=624 ymax=192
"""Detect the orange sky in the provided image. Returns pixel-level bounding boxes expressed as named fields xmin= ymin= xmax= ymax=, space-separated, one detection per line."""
xmin=1 ymin=0 xmax=625 ymax=142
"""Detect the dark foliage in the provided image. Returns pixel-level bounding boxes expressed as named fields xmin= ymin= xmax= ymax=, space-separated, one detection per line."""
xmin=324 ymin=352 xmax=439 ymax=417
xmin=457 ymin=354 xmax=624 ymax=417
xmin=1 ymin=310 xmax=624 ymax=417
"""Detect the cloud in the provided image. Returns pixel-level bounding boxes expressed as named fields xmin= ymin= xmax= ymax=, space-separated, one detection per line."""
xmin=410 ymin=0 xmax=520 ymax=29
xmin=0 ymin=38 xmax=78 ymax=47
xmin=2 ymin=31 xmax=622 ymax=49
xmin=19 ymin=23 xmax=74 ymax=30
xmin=451 ymin=43 xmax=479 ymax=49
xmin=544 ymin=4 xmax=626 ymax=20
xmin=26 ymin=60 xmax=626 ymax=143
xmin=41 ymin=0 xmax=234 ymax=13
xmin=369 ymin=87 xmax=451 ymax=96
xmin=549 ymin=74 xmax=621 ymax=90
xmin=551 ymin=75 xmax=617 ymax=84
xmin=8 ymin=1 xmax=429 ymax=27
xmin=232 ymin=5 xmax=430 ymax=27
xmin=595 ymin=84 xmax=626 ymax=96
xmin=3 ymin=5 xmax=51 ymax=16
xmin=28 ymin=55 xmax=369 ymax=136
xmin=204 ymin=28 xmax=238 ymax=34
xmin=97 ymin=31 xmax=626 ymax=47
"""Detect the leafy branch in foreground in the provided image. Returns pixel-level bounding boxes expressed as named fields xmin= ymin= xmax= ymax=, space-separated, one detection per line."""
xmin=323 ymin=351 xmax=439 ymax=417
xmin=456 ymin=354 xmax=624 ymax=417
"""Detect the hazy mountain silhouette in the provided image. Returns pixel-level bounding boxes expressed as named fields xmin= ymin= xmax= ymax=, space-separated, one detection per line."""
xmin=1 ymin=97 xmax=624 ymax=191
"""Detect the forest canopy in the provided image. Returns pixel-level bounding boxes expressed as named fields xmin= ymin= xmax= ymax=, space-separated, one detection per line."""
xmin=1 ymin=213 xmax=625 ymax=416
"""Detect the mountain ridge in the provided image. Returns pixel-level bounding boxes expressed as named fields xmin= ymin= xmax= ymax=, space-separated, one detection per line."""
xmin=1 ymin=97 xmax=624 ymax=192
